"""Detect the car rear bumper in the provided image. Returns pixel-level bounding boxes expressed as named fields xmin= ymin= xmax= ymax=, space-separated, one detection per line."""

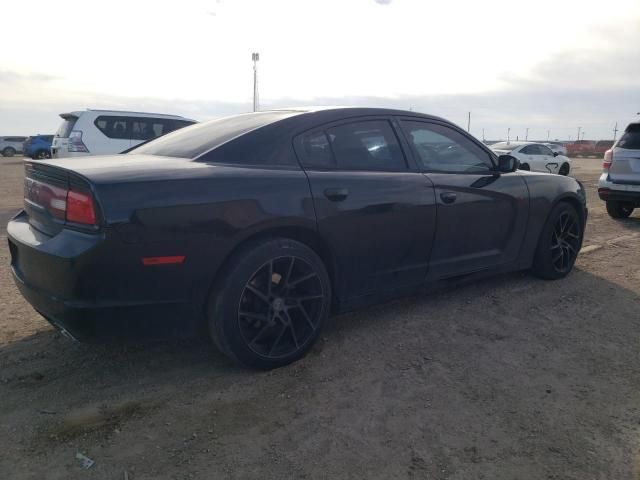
xmin=7 ymin=211 xmax=202 ymax=341
xmin=598 ymin=174 xmax=640 ymax=203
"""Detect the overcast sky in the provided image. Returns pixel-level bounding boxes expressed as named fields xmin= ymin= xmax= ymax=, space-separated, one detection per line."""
xmin=1 ymin=0 xmax=638 ymax=140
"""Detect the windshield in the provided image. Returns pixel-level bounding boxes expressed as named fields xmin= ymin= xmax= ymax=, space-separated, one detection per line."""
xmin=490 ymin=142 xmax=518 ymax=151
xmin=130 ymin=111 xmax=302 ymax=158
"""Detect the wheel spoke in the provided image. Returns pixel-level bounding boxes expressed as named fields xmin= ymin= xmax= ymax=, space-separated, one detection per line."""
xmin=267 ymin=260 xmax=274 ymax=296
xmin=552 ymin=249 xmax=563 ymax=264
xmin=246 ymin=284 xmax=270 ymax=304
xmin=249 ymin=322 xmax=271 ymax=346
xmin=268 ymin=324 xmax=288 ymax=356
xmin=291 ymin=294 xmax=324 ymax=302
xmin=239 ymin=311 xmax=269 ymax=322
xmin=288 ymin=272 xmax=318 ymax=287
xmin=295 ymin=304 xmax=316 ymax=331
xmin=286 ymin=312 xmax=300 ymax=349
xmin=284 ymin=257 xmax=295 ymax=286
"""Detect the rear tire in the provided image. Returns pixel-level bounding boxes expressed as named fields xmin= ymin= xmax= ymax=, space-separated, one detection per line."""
xmin=532 ymin=202 xmax=583 ymax=280
xmin=519 ymin=163 xmax=530 ymax=171
xmin=2 ymin=147 xmax=16 ymax=157
xmin=606 ymin=200 xmax=634 ymax=219
xmin=208 ymin=238 xmax=331 ymax=369
xmin=35 ymin=149 xmax=51 ymax=160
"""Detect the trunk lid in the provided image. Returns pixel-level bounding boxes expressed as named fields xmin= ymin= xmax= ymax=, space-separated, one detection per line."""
xmin=23 ymin=162 xmax=98 ymax=236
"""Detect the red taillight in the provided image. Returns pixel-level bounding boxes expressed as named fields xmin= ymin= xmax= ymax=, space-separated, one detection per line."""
xmin=66 ymin=190 xmax=96 ymax=225
xmin=603 ymin=149 xmax=613 ymax=171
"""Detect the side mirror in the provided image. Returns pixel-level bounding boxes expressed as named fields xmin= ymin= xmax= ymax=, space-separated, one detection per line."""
xmin=553 ymin=151 xmax=559 ymax=157
xmin=497 ymin=154 xmax=519 ymax=173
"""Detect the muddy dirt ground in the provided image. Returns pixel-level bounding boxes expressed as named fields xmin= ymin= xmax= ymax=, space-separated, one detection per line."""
xmin=1 ymin=156 xmax=639 ymax=479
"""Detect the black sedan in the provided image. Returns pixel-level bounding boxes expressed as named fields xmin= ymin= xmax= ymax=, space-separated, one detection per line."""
xmin=8 ymin=107 xmax=587 ymax=369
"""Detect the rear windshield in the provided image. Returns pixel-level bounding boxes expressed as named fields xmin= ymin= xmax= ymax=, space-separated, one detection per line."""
xmin=130 ymin=111 xmax=302 ymax=158
xmin=490 ymin=142 xmax=518 ymax=151
xmin=56 ymin=116 xmax=78 ymax=137
xmin=617 ymin=124 xmax=640 ymax=150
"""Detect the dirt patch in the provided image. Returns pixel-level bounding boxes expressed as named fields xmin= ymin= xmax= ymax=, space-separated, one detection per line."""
xmin=1 ymin=157 xmax=639 ymax=479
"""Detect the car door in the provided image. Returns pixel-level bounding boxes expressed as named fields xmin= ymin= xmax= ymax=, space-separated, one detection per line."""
xmin=294 ymin=117 xmax=437 ymax=299
xmin=398 ymin=119 xmax=529 ymax=279
xmin=519 ymin=144 xmax=544 ymax=171
xmin=537 ymin=144 xmax=559 ymax=173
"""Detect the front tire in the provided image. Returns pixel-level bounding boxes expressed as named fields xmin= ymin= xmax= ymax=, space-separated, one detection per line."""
xmin=606 ymin=200 xmax=634 ymax=219
xmin=35 ymin=149 xmax=51 ymax=159
xmin=208 ymin=238 xmax=331 ymax=369
xmin=2 ymin=147 xmax=16 ymax=157
xmin=532 ymin=202 xmax=583 ymax=280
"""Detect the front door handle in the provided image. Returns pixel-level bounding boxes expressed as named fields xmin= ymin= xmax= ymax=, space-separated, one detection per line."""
xmin=324 ymin=187 xmax=349 ymax=202
xmin=440 ymin=192 xmax=457 ymax=204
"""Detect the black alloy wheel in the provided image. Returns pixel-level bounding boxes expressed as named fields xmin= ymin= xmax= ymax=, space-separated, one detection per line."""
xmin=550 ymin=211 xmax=580 ymax=274
xmin=238 ymin=256 xmax=324 ymax=359
xmin=208 ymin=238 xmax=330 ymax=369
xmin=532 ymin=202 xmax=582 ymax=279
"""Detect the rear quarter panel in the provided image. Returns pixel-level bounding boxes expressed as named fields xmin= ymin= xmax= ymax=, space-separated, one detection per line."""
xmin=92 ymin=164 xmax=316 ymax=316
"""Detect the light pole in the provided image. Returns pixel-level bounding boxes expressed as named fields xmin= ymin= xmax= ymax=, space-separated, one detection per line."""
xmin=547 ymin=130 xmax=550 ymax=141
xmin=613 ymin=122 xmax=619 ymax=141
xmin=581 ymin=131 xmax=585 ymax=141
xmin=467 ymin=112 xmax=471 ymax=133
xmin=507 ymin=127 xmax=511 ymax=143
xmin=482 ymin=128 xmax=485 ymax=142
xmin=577 ymin=126 xmax=581 ymax=142
xmin=252 ymin=52 xmax=260 ymax=112
xmin=525 ymin=128 xmax=529 ymax=141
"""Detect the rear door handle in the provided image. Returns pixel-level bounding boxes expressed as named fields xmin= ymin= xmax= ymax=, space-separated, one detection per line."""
xmin=440 ymin=192 xmax=457 ymax=204
xmin=324 ymin=187 xmax=349 ymax=202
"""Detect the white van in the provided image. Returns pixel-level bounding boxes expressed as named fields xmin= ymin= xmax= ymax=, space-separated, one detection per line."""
xmin=51 ymin=109 xmax=196 ymax=158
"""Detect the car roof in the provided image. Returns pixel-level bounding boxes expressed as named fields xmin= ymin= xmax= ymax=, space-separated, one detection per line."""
xmin=60 ymin=109 xmax=195 ymax=121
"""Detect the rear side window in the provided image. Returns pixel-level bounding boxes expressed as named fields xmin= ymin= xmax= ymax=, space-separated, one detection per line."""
xmin=131 ymin=111 xmax=301 ymax=158
xmin=299 ymin=120 xmax=406 ymax=171
xmin=401 ymin=121 xmax=494 ymax=173
xmin=94 ymin=116 xmax=129 ymax=139
xmin=56 ymin=117 xmax=78 ymax=137
xmin=617 ymin=125 xmax=640 ymax=149
xmin=520 ymin=145 xmax=540 ymax=154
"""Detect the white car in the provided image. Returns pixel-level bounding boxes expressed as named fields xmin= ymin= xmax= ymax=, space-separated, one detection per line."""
xmin=51 ymin=109 xmax=196 ymax=158
xmin=490 ymin=142 xmax=571 ymax=175
xmin=597 ymin=121 xmax=640 ymax=218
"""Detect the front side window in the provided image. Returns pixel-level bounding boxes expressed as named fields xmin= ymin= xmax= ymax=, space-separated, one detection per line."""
xmin=401 ymin=121 xmax=494 ymax=173
xmin=538 ymin=145 xmax=554 ymax=156
xmin=301 ymin=131 xmax=334 ymax=168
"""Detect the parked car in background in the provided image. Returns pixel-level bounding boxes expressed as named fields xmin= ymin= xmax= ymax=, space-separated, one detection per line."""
xmin=0 ymin=136 xmax=28 ymax=157
xmin=490 ymin=141 xmax=571 ymax=175
xmin=23 ymin=134 xmax=54 ymax=159
xmin=8 ymin=107 xmax=587 ymax=369
xmin=51 ymin=109 xmax=196 ymax=158
xmin=566 ymin=140 xmax=597 ymax=157
xmin=544 ymin=142 xmax=567 ymax=156
xmin=598 ymin=122 xmax=640 ymax=218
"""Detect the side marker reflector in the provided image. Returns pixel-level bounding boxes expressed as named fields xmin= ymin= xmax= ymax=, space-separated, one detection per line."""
xmin=142 ymin=256 xmax=185 ymax=266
